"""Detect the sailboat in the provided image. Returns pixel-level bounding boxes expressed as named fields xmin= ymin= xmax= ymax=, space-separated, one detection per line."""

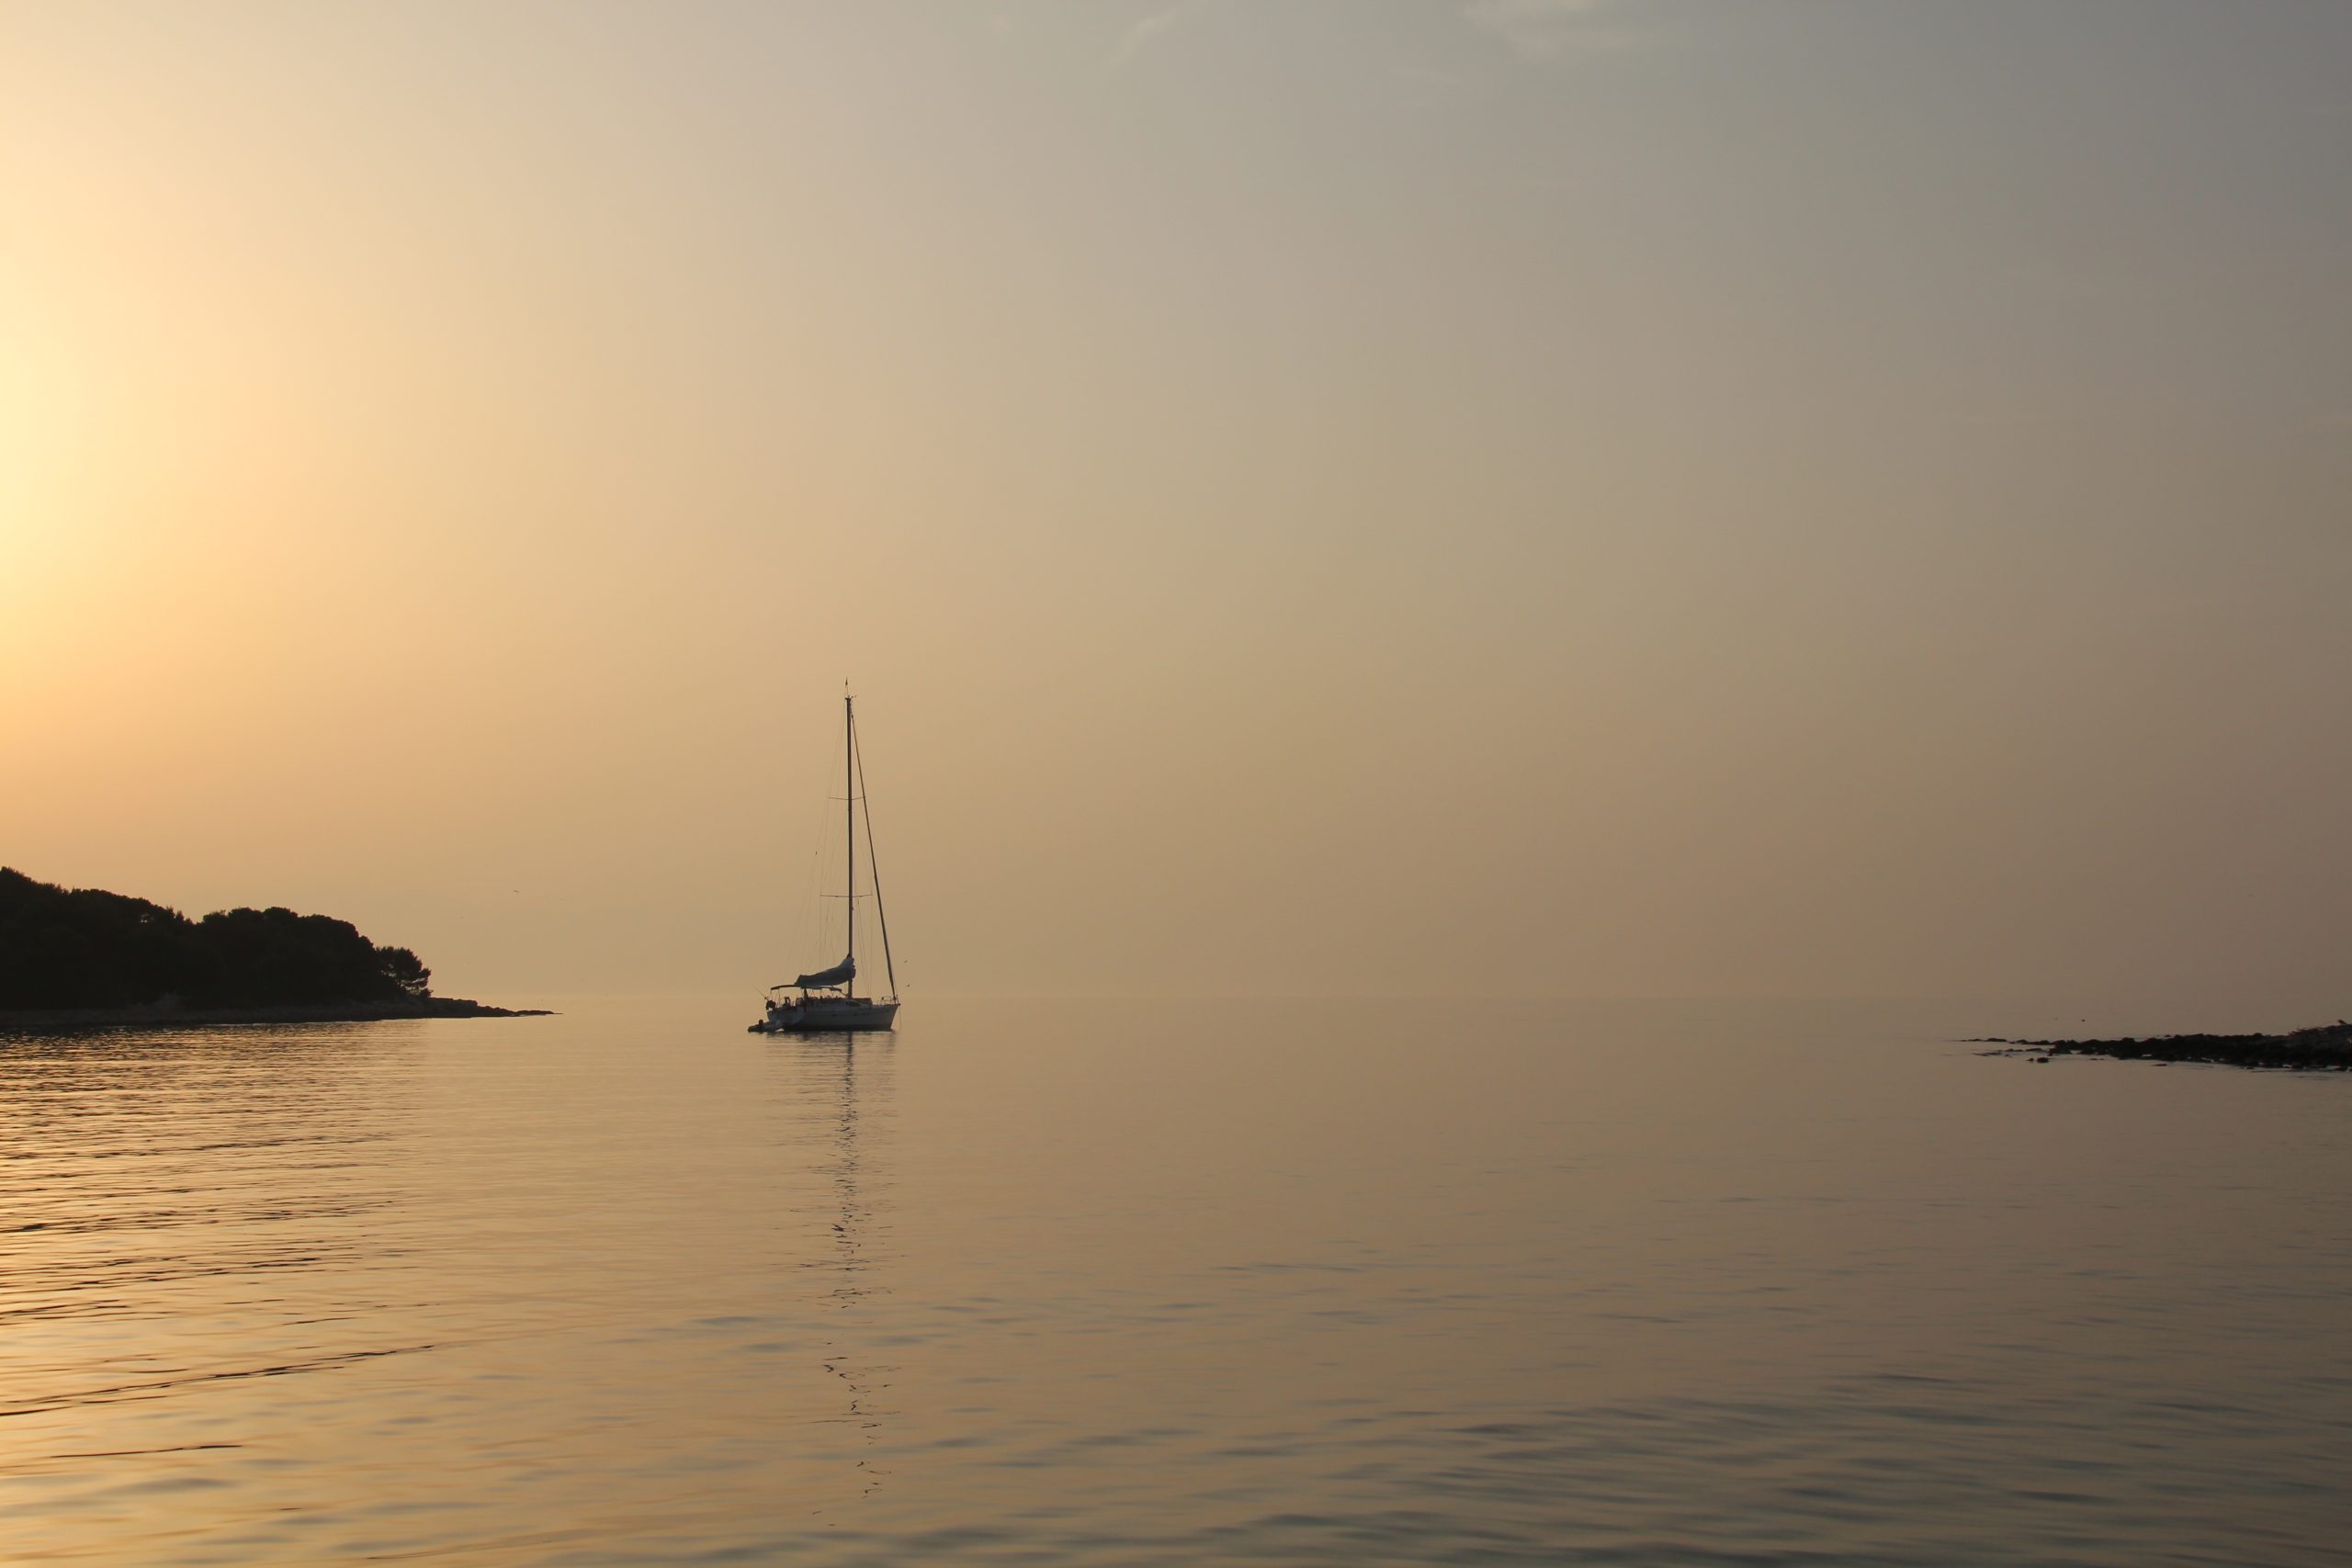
xmin=750 ymin=694 xmax=901 ymax=1034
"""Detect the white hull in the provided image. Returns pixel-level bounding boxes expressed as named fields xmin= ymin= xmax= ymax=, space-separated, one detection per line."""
xmin=752 ymin=998 xmax=900 ymax=1034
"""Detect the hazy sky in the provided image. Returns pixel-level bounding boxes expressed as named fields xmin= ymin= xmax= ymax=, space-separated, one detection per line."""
xmin=5 ymin=2 xmax=2348 ymax=1000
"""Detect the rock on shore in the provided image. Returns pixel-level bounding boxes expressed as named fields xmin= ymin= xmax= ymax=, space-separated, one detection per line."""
xmin=1977 ymin=1021 xmax=2352 ymax=1071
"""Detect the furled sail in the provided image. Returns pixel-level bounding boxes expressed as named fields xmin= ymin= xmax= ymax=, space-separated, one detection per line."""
xmin=788 ymin=954 xmax=855 ymax=989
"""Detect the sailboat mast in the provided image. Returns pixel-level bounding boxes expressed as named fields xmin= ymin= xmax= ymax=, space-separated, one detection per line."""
xmin=844 ymin=691 xmax=856 ymax=994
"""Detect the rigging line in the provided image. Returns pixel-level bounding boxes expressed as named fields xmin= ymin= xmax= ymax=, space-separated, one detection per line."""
xmin=852 ymin=712 xmax=899 ymax=999
xmin=797 ymin=737 xmax=841 ymax=966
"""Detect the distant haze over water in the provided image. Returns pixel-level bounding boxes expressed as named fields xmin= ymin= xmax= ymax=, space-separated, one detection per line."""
xmin=6 ymin=3 xmax=2350 ymax=1003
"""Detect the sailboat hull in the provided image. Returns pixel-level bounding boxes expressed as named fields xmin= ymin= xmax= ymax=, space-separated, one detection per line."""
xmin=751 ymin=998 xmax=900 ymax=1034
xmin=752 ymin=693 xmax=902 ymax=1037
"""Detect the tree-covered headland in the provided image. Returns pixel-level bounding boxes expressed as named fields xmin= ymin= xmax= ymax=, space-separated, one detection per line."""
xmin=0 ymin=868 xmax=434 ymax=1011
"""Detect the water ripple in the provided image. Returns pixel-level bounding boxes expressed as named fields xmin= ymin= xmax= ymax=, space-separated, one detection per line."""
xmin=4 ymin=998 xmax=2351 ymax=1564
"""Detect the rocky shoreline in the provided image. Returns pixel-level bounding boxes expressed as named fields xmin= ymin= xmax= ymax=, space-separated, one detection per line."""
xmin=1976 ymin=1021 xmax=2352 ymax=1071
xmin=0 ymin=997 xmax=552 ymax=1032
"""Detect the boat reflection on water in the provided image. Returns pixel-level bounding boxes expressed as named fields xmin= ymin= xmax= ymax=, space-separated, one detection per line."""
xmin=768 ymin=1032 xmax=897 ymax=1504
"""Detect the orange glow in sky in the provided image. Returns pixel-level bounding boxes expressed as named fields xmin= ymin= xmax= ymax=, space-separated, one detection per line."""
xmin=6 ymin=2 xmax=2349 ymax=1000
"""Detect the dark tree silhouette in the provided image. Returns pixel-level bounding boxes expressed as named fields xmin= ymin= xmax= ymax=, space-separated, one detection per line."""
xmin=0 ymin=868 xmax=440 ymax=1010
xmin=376 ymin=945 xmax=431 ymax=998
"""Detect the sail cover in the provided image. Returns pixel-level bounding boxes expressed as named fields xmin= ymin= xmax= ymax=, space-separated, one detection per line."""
xmin=788 ymin=954 xmax=855 ymax=989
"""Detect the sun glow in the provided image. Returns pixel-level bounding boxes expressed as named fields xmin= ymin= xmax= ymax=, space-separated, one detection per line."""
xmin=0 ymin=318 xmax=91 ymax=632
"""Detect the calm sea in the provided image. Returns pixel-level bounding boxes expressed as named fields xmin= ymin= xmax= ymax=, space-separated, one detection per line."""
xmin=5 ymin=996 xmax=2349 ymax=1565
